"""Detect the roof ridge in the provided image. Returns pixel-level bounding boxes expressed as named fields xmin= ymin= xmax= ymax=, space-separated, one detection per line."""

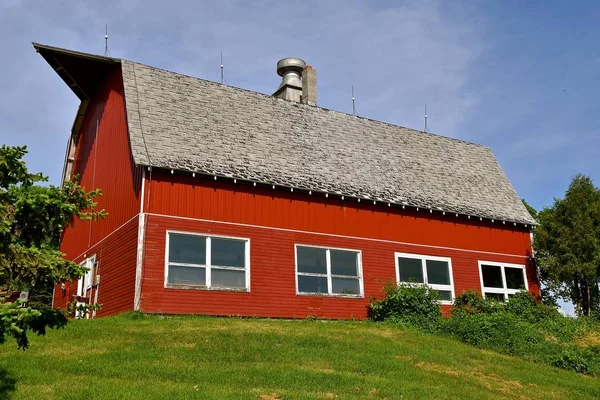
xmin=124 ymin=59 xmax=488 ymax=149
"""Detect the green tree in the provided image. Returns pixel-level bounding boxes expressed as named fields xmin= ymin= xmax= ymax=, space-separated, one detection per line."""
xmin=534 ymin=174 xmax=600 ymax=317
xmin=521 ymin=199 xmax=560 ymax=305
xmin=522 ymin=199 xmax=538 ymax=221
xmin=0 ymin=145 xmax=105 ymax=348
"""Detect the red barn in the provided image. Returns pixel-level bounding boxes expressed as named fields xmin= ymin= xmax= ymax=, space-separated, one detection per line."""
xmin=34 ymin=43 xmax=538 ymax=319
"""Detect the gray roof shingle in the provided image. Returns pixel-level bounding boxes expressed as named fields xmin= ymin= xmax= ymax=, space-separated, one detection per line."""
xmin=121 ymin=60 xmax=535 ymax=225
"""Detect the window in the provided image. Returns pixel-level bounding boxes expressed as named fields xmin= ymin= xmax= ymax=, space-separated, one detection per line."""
xmin=295 ymin=245 xmax=363 ymax=297
xmin=478 ymin=261 xmax=527 ymax=301
xmin=77 ymin=255 xmax=96 ymax=297
xmin=165 ymin=232 xmax=250 ymax=291
xmin=395 ymin=253 xmax=454 ymax=303
xmin=75 ymin=255 xmax=95 ymax=319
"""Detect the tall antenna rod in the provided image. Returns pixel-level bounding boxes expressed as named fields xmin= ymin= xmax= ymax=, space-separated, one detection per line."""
xmin=220 ymin=51 xmax=224 ymax=85
xmin=104 ymin=25 xmax=110 ymax=57
xmin=352 ymin=85 xmax=356 ymax=116
xmin=424 ymin=105 xmax=428 ymax=133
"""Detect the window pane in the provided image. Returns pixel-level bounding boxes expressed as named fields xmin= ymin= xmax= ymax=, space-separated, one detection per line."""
xmin=485 ymin=292 xmax=505 ymax=302
xmin=168 ymin=265 xmax=206 ymax=285
xmin=398 ymin=257 xmax=424 ymax=283
xmin=426 ymin=260 xmax=450 ymax=285
xmin=481 ymin=265 xmax=503 ymax=288
xmin=330 ymin=250 xmax=359 ymax=276
xmin=433 ymin=290 xmax=452 ymax=301
xmin=211 ymin=238 xmax=246 ymax=267
xmin=297 ymin=247 xmax=327 ymax=274
xmin=212 ymin=269 xmax=246 ymax=288
xmin=169 ymin=234 xmax=206 ymax=265
xmin=505 ymin=267 xmax=525 ymax=290
xmin=332 ymin=278 xmax=360 ymax=295
xmin=298 ymin=275 xmax=328 ymax=294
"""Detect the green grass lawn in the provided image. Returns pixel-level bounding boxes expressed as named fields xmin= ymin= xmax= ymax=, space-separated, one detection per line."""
xmin=0 ymin=314 xmax=598 ymax=399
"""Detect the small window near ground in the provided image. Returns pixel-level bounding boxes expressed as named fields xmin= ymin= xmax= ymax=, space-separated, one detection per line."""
xmin=295 ymin=245 xmax=363 ymax=297
xmin=479 ymin=261 xmax=527 ymax=301
xmin=395 ymin=253 xmax=454 ymax=303
xmin=166 ymin=232 xmax=249 ymax=291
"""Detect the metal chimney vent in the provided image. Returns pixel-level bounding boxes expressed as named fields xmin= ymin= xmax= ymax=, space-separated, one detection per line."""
xmin=272 ymin=57 xmax=306 ymax=102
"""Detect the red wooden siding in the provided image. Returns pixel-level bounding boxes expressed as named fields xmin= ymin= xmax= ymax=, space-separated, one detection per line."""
xmin=145 ymin=171 xmax=532 ymax=256
xmin=140 ymin=214 xmax=537 ymax=319
xmin=59 ymin=65 xmax=142 ymax=261
xmin=53 ymin=216 xmax=139 ymax=317
xmin=55 ymin=65 xmax=141 ymax=313
xmin=139 ymin=173 xmax=538 ymax=319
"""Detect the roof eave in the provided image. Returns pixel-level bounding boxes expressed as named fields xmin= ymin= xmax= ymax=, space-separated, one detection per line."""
xmin=32 ymin=42 xmax=120 ymax=100
xmin=151 ymin=165 xmax=537 ymax=229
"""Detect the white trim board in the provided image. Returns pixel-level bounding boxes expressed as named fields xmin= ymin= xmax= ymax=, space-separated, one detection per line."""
xmin=134 ymin=212 xmax=146 ymax=310
xmin=69 ymin=213 xmax=140 ymax=264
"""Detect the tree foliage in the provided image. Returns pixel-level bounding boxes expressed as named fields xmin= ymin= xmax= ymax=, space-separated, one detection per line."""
xmin=0 ymin=145 xmax=105 ymax=348
xmin=534 ymin=174 xmax=600 ymax=317
xmin=522 ymin=198 xmax=538 ymax=221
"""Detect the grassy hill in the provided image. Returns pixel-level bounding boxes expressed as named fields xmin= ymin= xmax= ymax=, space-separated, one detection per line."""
xmin=0 ymin=314 xmax=598 ymax=399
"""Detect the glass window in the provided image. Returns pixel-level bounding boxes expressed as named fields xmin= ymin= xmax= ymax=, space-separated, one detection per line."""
xmin=166 ymin=233 xmax=249 ymax=291
xmin=433 ymin=290 xmax=453 ymax=302
xmin=396 ymin=253 xmax=454 ymax=303
xmin=169 ymin=234 xmax=206 ymax=264
xmin=298 ymin=275 xmax=328 ymax=294
xmin=211 ymin=269 xmax=245 ymax=288
xmin=297 ymin=247 xmax=327 ymax=274
xmin=398 ymin=257 xmax=424 ymax=283
xmin=426 ymin=260 xmax=450 ymax=285
xmin=505 ymin=267 xmax=526 ymax=290
xmin=168 ymin=266 xmax=206 ymax=285
xmin=481 ymin=264 xmax=503 ymax=288
xmin=332 ymin=277 xmax=360 ymax=295
xmin=479 ymin=262 xmax=527 ymax=301
xmin=485 ymin=292 xmax=505 ymax=302
xmin=330 ymin=250 xmax=358 ymax=276
xmin=211 ymin=238 xmax=245 ymax=268
xmin=296 ymin=246 xmax=362 ymax=296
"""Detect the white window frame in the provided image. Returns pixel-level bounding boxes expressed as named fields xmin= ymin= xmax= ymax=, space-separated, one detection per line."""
xmin=294 ymin=244 xmax=364 ymax=298
xmin=75 ymin=254 xmax=95 ymax=319
xmin=77 ymin=255 xmax=96 ymax=297
xmin=394 ymin=252 xmax=455 ymax=305
xmin=164 ymin=230 xmax=251 ymax=292
xmin=478 ymin=261 xmax=528 ymax=301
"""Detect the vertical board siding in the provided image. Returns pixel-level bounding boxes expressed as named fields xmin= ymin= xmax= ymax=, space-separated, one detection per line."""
xmin=141 ymin=214 xmax=537 ymax=320
xmin=53 ymin=217 xmax=139 ymax=317
xmin=60 ymin=65 xmax=142 ymax=261
xmin=146 ymin=171 xmax=532 ymax=256
xmin=55 ymin=65 xmax=141 ymax=315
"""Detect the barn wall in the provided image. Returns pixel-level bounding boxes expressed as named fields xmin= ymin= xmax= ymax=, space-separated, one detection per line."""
xmin=54 ymin=65 xmax=142 ymax=314
xmin=139 ymin=172 xmax=537 ymax=319
xmin=140 ymin=214 xmax=536 ymax=319
xmin=53 ymin=216 xmax=139 ymax=317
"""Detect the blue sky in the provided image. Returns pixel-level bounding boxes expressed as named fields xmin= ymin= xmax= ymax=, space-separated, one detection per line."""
xmin=1 ymin=1 xmax=598 ymax=310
